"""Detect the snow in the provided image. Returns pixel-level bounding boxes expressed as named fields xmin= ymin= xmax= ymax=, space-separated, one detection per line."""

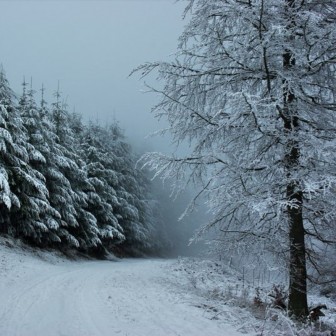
xmin=167 ymin=258 xmax=336 ymax=336
xmin=0 ymin=238 xmax=245 ymax=336
xmin=1 ymin=238 xmax=335 ymax=336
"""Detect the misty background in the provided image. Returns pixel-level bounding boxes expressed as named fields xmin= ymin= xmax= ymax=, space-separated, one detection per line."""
xmin=0 ymin=0 xmax=185 ymax=152
xmin=0 ymin=0 xmax=208 ymax=256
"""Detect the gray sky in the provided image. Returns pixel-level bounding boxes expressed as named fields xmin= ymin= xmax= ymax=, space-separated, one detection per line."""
xmin=0 ymin=0 xmax=186 ymax=152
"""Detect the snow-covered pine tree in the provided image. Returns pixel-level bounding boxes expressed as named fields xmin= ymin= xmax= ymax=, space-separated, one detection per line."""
xmin=16 ymin=80 xmax=62 ymax=245
xmin=105 ymin=122 xmax=158 ymax=255
xmin=32 ymin=86 xmax=81 ymax=249
xmin=0 ymin=70 xmax=19 ymax=230
xmin=48 ymin=87 xmax=112 ymax=251
xmin=135 ymin=0 xmax=336 ymax=319
xmin=0 ymin=71 xmax=56 ymax=244
xmin=79 ymin=122 xmax=125 ymax=253
xmin=66 ymin=113 xmax=107 ymax=254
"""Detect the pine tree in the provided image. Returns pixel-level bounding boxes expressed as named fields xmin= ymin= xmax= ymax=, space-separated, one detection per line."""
xmin=67 ymin=113 xmax=106 ymax=254
xmin=16 ymin=80 xmax=62 ymax=245
xmin=80 ymin=123 xmax=125 ymax=251
xmin=36 ymin=86 xmax=101 ymax=251
xmin=0 ymin=71 xmax=56 ymax=244
xmin=0 ymin=70 xmax=19 ymax=230
xmin=29 ymin=86 xmax=80 ymax=248
xmin=106 ymin=122 xmax=157 ymax=255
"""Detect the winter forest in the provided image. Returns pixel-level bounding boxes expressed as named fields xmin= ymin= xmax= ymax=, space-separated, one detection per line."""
xmin=0 ymin=70 xmax=173 ymax=257
xmin=1 ymin=0 xmax=336 ymax=335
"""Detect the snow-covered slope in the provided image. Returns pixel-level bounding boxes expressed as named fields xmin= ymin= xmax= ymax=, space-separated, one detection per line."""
xmin=167 ymin=258 xmax=336 ymax=336
xmin=0 ymin=238 xmax=245 ymax=336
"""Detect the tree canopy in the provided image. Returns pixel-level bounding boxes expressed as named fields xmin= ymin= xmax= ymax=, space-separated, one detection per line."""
xmin=135 ymin=0 xmax=336 ymax=319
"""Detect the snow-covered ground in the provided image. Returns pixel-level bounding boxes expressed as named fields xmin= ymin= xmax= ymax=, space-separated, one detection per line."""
xmin=0 ymin=237 xmax=335 ymax=336
xmin=0 ymin=237 xmax=245 ymax=336
xmin=168 ymin=258 xmax=336 ymax=336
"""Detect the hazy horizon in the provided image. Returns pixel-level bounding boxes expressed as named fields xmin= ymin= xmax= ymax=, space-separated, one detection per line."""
xmin=0 ymin=0 xmax=186 ymax=152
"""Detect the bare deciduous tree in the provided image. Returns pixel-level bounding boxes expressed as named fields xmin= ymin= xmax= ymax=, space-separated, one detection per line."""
xmin=134 ymin=0 xmax=336 ymax=319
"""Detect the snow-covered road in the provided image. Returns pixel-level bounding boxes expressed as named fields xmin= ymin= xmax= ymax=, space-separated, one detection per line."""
xmin=0 ymin=249 xmax=244 ymax=336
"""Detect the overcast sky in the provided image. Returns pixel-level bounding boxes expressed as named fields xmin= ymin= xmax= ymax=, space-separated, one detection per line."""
xmin=0 ymin=0 xmax=186 ymax=152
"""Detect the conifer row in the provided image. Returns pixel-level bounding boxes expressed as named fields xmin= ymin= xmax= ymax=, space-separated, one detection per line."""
xmin=0 ymin=70 xmax=161 ymax=257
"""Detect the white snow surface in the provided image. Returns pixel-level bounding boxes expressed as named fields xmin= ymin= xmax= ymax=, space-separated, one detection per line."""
xmin=1 ymin=237 xmax=335 ymax=336
xmin=0 ymin=238 xmax=246 ymax=336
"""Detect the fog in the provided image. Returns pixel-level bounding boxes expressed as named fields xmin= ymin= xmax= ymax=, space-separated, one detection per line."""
xmin=0 ymin=0 xmax=185 ymax=152
xmin=0 ymin=0 xmax=207 ymax=256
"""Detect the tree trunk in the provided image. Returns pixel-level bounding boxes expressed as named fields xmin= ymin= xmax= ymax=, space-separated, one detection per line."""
xmin=283 ymin=95 xmax=308 ymax=320
xmin=283 ymin=0 xmax=308 ymax=318
xmin=282 ymin=103 xmax=308 ymax=319
xmin=287 ymin=181 xmax=308 ymax=318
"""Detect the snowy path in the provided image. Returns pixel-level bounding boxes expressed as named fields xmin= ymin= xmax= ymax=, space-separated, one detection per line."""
xmin=0 ymin=255 xmax=244 ymax=336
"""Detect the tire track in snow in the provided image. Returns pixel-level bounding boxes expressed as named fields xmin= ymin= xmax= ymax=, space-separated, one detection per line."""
xmin=0 ymin=259 xmax=244 ymax=336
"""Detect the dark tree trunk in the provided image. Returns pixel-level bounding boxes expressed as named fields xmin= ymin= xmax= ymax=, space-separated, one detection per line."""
xmin=287 ymin=181 xmax=308 ymax=318
xmin=283 ymin=81 xmax=308 ymax=320
xmin=282 ymin=0 xmax=308 ymax=319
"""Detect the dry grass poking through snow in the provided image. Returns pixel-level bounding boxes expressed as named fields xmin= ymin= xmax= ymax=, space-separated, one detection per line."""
xmin=167 ymin=257 xmax=336 ymax=336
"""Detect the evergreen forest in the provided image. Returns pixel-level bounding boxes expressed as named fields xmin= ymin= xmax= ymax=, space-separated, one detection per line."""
xmin=0 ymin=70 xmax=167 ymax=258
